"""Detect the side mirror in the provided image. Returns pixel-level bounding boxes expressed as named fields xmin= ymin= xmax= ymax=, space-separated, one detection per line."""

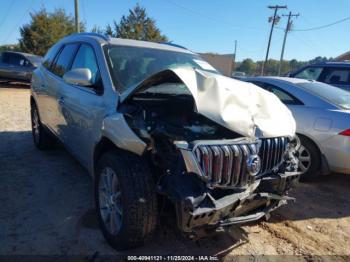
xmin=63 ymin=68 xmax=92 ymax=87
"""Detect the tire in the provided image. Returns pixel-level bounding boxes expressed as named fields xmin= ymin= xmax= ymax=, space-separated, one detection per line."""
xmin=95 ymin=150 xmax=158 ymax=250
xmin=30 ymin=103 xmax=55 ymax=150
xmin=297 ymin=135 xmax=321 ymax=181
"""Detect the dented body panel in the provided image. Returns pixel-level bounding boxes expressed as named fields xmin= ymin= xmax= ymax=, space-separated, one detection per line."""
xmin=101 ymin=114 xmax=147 ymax=156
xmin=122 ymin=68 xmax=296 ymax=139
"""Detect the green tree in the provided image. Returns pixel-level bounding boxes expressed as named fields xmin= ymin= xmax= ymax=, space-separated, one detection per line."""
xmin=237 ymin=58 xmax=256 ymax=75
xmin=19 ymin=8 xmax=85 ymax=56
xmin=113 ymin=4 xmax=168 ymax=42
xmin=0 ymin=44 xmax=21 ymax=52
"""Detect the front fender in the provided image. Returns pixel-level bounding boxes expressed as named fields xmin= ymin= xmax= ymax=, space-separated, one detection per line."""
xmin=101 ymin=113 xmax=146 ymax=156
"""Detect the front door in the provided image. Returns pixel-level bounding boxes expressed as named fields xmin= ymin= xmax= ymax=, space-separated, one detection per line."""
xmin=56 ymin=43 xmax=106 ymax=167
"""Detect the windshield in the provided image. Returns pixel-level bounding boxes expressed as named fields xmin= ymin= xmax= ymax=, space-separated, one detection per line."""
xmin=105 ymin=45 xmax=218 ymax=93
xmin=297 ymin=81 xmax=350 ymax=109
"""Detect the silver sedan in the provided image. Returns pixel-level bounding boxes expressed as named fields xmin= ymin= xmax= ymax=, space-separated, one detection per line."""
xmin=245 ymin=77 xmax=350 ymax=180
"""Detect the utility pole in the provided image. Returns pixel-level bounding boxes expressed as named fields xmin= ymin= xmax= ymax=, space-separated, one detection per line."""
xmin=278 ymin=12 xmax=299 ymax=76
xmin=233 ymin=40 xmax=237 ymax=72
xmin=261 ymin=5 xmax=287 ymax=75
xmin=74 ymin=0 xmax=80 ymax=33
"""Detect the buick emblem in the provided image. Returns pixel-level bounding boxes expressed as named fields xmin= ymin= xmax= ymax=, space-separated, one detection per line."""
xmin=246 ymin=154 xmax=261 ymax=176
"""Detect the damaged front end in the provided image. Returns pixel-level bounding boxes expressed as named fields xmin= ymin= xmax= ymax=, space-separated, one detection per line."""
xmin=119 ymin=67 xmax=300 ymax=238
xmin=166 ymin=138 xmax=299 ymax=237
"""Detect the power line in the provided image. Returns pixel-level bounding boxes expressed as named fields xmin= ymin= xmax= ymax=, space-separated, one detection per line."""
xmin=163 ymin=0 xmax=265 ymax=32
xmin=0 ymin=0 xmax=16 ymax=30
xmin=1 ymin=0 xmax=35 ymax=45
xmin=277 ymin=15 xmax=350 ymax=32
xmin=292 ymin=16 xmax=350 ymax=31
xmin=81 ymin=0 xmax=87 ymax=24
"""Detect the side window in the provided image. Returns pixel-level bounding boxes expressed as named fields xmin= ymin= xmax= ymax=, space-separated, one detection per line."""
xmin=294 ymin=67 xmax=323 ymax=80
xmin=43 ymin=44 xmax=61 ymax=70
xmin=71 ymin=44 xmax=101 ymax=86
xmin=8 ymin=54 xmax=24 ymax=66
xmin=51 ymin=44 xmax=79 ymax=77
xmin=1 ymin=52 xmax=10 ymax=64
xmin=251 ymin=81 xmax=302 ymax=105
xmin=321 ymin=68 xmax=350 ymax=85
xmin=270 ymin=88 xmax=298 ymax=104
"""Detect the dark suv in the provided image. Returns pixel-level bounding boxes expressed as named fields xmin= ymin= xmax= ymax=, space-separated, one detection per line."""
xmin=288 ymin=62 xmax=350 ymax=91
xmin=0 ymin=51 xmax=42 ymax=82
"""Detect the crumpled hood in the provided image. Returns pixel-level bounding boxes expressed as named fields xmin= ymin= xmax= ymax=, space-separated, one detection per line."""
xmin=123 ymin=67 xmax=296 ymax=139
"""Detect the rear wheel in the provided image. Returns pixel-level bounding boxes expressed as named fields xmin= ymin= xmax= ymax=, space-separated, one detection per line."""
xmin=95 ymin=150 xmax=158 ymax=250
xmin=30 ymin=103 xmax=54 ymax=150
xmin=296 ymin=135 xmax=321 ymax=181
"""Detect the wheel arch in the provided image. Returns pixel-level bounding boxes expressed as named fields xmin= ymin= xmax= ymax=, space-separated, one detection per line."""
xmin=93 ymin=136 xmax=146 ymax=177
xmin=296 ymin=132 xmax=323 ymax=171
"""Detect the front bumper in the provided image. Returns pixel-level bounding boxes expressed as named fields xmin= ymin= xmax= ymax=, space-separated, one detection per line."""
xmin=173 ymin=171 xmax=299 ymax=235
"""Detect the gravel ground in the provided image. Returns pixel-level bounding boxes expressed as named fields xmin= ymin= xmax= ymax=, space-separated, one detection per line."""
xmin=1 ymin=84 xmax=350 ymax=261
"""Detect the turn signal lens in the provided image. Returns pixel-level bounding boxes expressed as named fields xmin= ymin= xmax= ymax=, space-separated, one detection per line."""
xmin=339 ymin=129 xmax=350 ymax=136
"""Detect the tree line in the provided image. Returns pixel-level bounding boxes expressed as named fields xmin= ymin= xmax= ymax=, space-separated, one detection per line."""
xmin=235 ymin=56 xmax=333 ymax=76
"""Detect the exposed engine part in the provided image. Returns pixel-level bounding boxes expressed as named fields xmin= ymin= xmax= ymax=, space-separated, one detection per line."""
xmin=121 ymin=82 xmax=300 ymax=237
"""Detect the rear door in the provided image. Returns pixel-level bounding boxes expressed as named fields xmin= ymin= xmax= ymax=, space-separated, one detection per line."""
xmin=0 ymin=52 xmax=13 ymax=79
xmin=56 ymin=43 xmax=106 ymax=167
xmin=318 ymin=67 xmax=350 ymax=91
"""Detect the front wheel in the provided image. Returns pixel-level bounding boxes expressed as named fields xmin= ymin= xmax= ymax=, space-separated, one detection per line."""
xmin=95 ymin=150 xmax=158 ymax=250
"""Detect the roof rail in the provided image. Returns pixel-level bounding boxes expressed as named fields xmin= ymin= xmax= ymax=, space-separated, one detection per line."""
xmin=69 ymin=32 xmax=111 ymax=41
xmin=159 ymin=41 xmax=188 ymax=50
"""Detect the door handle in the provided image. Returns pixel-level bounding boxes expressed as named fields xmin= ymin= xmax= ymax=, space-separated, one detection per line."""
xmin=58 ymin=97 xmax=65 ymax=105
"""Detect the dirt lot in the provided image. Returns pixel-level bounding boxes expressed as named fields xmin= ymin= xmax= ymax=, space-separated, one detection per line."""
xmin=1 ymin=84 xmax=350 ymax=260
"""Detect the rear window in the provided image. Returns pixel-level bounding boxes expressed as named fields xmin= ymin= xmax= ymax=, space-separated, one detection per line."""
xmin=297 ymin=81 xmax=350 ymax=109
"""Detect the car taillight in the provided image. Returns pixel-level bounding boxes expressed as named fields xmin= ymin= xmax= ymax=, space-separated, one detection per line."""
xmin=339 ymin=129 xmax=350 ymax=136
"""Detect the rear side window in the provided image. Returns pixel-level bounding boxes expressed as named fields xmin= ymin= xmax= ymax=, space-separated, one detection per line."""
xmin=71 ymin=44 xmax=101 ymax=85
xmin=5 ymin=53 xmax=25 ymax=66
xmin=42 ymin=44 xmax=61 ymax=70
xmin=294 ymin=67 xmax=323 ymax=81
xmin=1 ymin=52 xmax=10 ymax=63
xmin=51 ymin=44 xmax=79 ymax=77
xmin=251 ymin=81 xmax=303 ymax=105
xmin=321 ymin=67 xmax=350 ymax=85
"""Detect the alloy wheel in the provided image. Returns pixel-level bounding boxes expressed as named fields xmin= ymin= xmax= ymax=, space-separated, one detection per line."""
xmin=297 ymin=145 xmax=311 ymax=173
xmin=98 ymin=167 xmax=123 ymax=235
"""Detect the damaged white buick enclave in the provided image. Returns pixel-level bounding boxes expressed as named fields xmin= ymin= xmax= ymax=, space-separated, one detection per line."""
xmin=30 ymin=33 xmax=300 ymax=250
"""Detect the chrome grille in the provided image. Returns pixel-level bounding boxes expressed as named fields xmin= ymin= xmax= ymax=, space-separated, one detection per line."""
xmin=192 ymin=137 xmax=289 ymax=188
xmin=258 ymin=137 xmax=288 ymax=174
xmin=194 ymin=143 xmax=258 ymax=187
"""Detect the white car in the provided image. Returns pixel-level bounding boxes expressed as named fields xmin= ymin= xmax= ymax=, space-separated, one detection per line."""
xmin=246 ymin=77 xmax=350 ymax=180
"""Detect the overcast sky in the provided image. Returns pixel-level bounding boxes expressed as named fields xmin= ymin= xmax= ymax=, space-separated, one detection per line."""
xmin=0 ymin=0 xmax=349 ymax=61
